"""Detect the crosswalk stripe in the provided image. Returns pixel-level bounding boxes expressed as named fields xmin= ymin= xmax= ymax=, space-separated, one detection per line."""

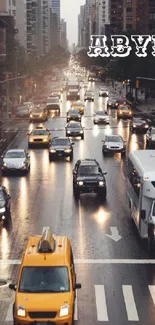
xmin=5 ymin=293 xmax=14 ymax=321
xmin=149 ymin=285 xmax=155 ymax=305
xmin=122 ymin=285 xmax=139 ymax=321
xmin=95 ymin=285 xmax=109 ymax=321
xmin=74 ymin=290 xmax=78 ymax=320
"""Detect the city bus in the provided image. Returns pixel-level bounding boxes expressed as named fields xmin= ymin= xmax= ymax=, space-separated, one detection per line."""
xmin=126 ymin=150 xmax=155 ymax=252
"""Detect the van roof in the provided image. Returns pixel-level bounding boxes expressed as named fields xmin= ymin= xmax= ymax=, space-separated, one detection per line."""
xmin=129 ymin=150 xmax=155 ymax=178
xmin=22 ymin=233 xmax=71 ymax=267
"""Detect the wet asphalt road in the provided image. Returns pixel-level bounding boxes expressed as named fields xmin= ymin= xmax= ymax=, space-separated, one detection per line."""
xmin=0 ymin=81 xmax=155 ymax=325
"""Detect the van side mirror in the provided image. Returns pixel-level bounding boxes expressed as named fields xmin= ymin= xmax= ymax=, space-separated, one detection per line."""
xmin=75 ymin=283 xmax=81 ymax=290
xmin=140 ymin=210 xmax=146 ymax=220
xmin=9 ymin=283 xmax=16 ymax=291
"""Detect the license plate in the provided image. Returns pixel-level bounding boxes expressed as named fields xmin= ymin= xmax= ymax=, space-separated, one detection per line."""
xmin=37 ymin=323 xmax=48 ymax=325
xmin=58 ymin=153 xmax=63 ymax=156
xmin=89 ymin=187 xmax=94 ymax=191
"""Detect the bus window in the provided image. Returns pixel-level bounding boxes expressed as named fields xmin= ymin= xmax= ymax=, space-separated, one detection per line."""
xmin=128 ymin=158 xmax=141 ymax=197
xmin=151 ymin=201 xmax=155 ymax=217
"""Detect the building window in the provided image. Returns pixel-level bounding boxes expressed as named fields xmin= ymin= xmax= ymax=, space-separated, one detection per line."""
xmin=126 ymin=7 xmax=132 ymax=12
xmin=126 ymin=0 xmax=132 ymax=2
xmin=126 ymin=24 xmax=132 ymax=29
xmin=12 ymin=0 xmax=16 ymax=6
xmin=126 ymin=16 xmax=132 ymax=20
xmin=12 ymin=10 xmax=16 ymax=16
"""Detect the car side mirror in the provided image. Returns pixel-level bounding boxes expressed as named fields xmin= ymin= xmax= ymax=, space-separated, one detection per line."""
xmin=75 ymin=283 xmax=81 ymax=290
xmin=140 ymin=210 xmax=146 ymax=220
xmin=73 ymin=170 xmax=76 ymax=174
xmin=9 ymin=283 xmax=16 ymax=291
xmin=72 ymin=142 xmax=75 ymax=145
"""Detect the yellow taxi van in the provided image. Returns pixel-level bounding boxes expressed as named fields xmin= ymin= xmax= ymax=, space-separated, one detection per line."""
xmin=9 ymin=227 xmax=81 ymax=325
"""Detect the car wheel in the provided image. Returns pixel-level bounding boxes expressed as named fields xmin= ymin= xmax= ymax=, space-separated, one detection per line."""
xmin=73 ymin=189 xmax=80 ymax=200
xmin=98 ymin=188 xmax=106 ymax=200
xmin=148 ymin=228 xmax=155 ymax=254
xmin=103 ymin=150 xmax=106 ymax=156
xmin=121 ymin=151 xmax=126 ymax=158
xmin=70 ymin=153 xmax=73 ymax=161
xmin=49 ymin=154 xmax=54 ymax=161
xmin=28 ymin=143 xmax=32 ymax=148
xmin=146 ymin=140 xmax=149 ymax=148
xmin=3 ymin=211 xmax=11 ymax=227
xmin=81 ymin=135 xmax=84 ymax=140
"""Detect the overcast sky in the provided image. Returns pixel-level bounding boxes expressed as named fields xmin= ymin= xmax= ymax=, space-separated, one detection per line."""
xmin=61 ymin=0 xmax=85 ymax=46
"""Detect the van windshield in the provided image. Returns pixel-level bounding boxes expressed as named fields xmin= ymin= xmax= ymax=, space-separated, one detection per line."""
xmin=19 ymin=266 xmax=70 ymax=293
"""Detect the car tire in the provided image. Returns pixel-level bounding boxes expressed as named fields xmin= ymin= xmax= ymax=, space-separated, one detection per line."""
xmin=28 ymin=143 xmax=32 ymax=149
xmin=148 ymin=227 xmax=155 ymax=254
xmin=103 ymin=150 xmax=106 ymax=156
xmin=94 ymin=121 xmax=97 ymax=125
xmin=81 ymin=135 xmax=84 ymax=140
xmin=98 ymin=188 xmax=106 ymax=200
xmin=3 ymin=210 xmax=11 ymax=227
xmin=121 ymin=151 xmax=126 ymax=158
xmin=49 ymin=155 xmax=54 ymax=161
xmin=70 ymin=153 xmax=73 ymax=161
xmin=73 ymin=189 xmax=80 ymax=200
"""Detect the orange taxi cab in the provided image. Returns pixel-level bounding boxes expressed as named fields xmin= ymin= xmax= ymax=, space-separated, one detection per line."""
xmin=9 ymin=227 xmax=81 ymax=325
xmin=117 ymin=104 xmax=132 ymax=119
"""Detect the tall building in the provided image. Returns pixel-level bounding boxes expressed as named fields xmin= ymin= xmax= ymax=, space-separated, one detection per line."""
xmin=50 ymin=0 xmax=60 ymax=45
xmin=49 ymin=10 xmax=58 ymax=50
xmin=122 ymin=0 xmax=149 ymax=33
xmin=148 ymin=0 xmax=155 ymax=34
xmin=109 ymin=0 xmax=123 ymax=34
xmin=95 ymin=0 xmax=110 ymax=34
xmin=78 ymin=5 xmax=85 ymax=46
xmin=60 ymin=19 xmax=67 ymax=49
xmin=85 ymin=0 xmax=92 ymax=46
xmin=0 ymin=0 xmax=27 ymax=50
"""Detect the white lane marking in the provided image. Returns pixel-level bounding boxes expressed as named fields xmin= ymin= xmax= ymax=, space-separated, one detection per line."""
xmin=121 ymin=172 xmax=126 ymax=180
xmin=5 ymin=293 xmax=14 ymax=321
xmin=122 ymin=285 xmax=139 ymax=321
xmin=74 ymin=290 xmax=78 ymax=320
xmin=95 ymin=285 xmax=109 ymax=321
xmin=2 ymin=259 xmax=155 ymax=265
xmin=149 ymin=285 xmax=155 ymax=305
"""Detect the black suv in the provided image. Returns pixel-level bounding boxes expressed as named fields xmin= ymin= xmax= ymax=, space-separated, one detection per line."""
xmin=146 ymin=127 xmax=155 ymax=147
xmin=49 ymin=137 xmax=74 ymax=161
xmin=72 ymin=159 xmax=107 ymax=200
xmin=0 ymin=185 xmax=11 ymax=226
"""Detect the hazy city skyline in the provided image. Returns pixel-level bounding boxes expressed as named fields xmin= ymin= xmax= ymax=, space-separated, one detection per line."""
xmin=61 ymin=0 xmax=85 ymax=45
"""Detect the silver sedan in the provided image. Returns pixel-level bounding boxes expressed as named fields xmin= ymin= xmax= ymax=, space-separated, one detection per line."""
xmin=65 ymin=121 xmax=84 ymax=139
xmin=2 ymin=149 xmax=30 ymax=174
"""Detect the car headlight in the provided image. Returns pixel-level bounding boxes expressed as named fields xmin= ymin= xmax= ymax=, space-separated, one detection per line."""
xmin=133 ymin=124 xmax=136 ymax=127
xmin=65 ymin=149 xmax=71 ymax=152
xmin=29 ymin=139 xmax=33 ymax=142
xmin=119 ymin=111 xmax=122 ymax=114
xmin=50 ymin=149 xmax=56 ymax=153
xmin=3 ymin=162 xmax=7 ymax=166
xmin=39 ymin=114 xmax=43 ymax=117
xmin=22 ymin=161 xmax=26 ymax=165
xmin=0 ymin=207 xmax=5 ymax=213
xmin=105 ymin=145 xmax=109 ymax=148
xmin=43 ymin=138 xmax=48 ymax=142
xmin=145 ymin=124 xmax=149 ymax=128
xmin=78 ymin=181 xmax=83 ymax=186
xmin=129 ymin=111 xmax=132 ymax=115
xmin=108 ymin=102 xmax=111 ymax=105
xmin=68 ymin=92 xmax=70 ymax=95
xmin=67 ymin=130 xmax=71 ymax=133
xmin=80 ymin=130 xmax=83 ymax=133
xmin=17 ymin=307 xmax=26 ymax=317
xmin=99 ymin=181 xmax=104 ymax=186
xmin=60 ymin=304 xmax=69 ymax=317
xmin=30 ymin=114 xmax=33 ymax=117
xmin=78 ymin=92 xmax=80 ymax=95
xmin=68 ymin=115 xmax=70 ymax=118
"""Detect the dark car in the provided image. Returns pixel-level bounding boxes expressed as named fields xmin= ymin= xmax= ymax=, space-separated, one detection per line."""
xmin=0 ymin=185 xmax=11 ymax=226
xmin=102 ymin=135 xmax=126 ymax=156
xmin=130 ymin=118 xmax=149 ymax=133
xmin=49 ymin=137 xmax=74 ymax=161
xmin=67 ymin=109 xmax=81 ymax=122
xmin=146 ymin=127 xmax=155 ymax=147
xmin=66 ymin=121 xmax=84 ymax=139
xmin=72 ymin=159 xmax=107 ymax=200
xmin=107 ymin=98 xmax=119 ymax=109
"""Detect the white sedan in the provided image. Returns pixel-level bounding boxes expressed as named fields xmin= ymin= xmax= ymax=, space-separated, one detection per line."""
xmin=93 ymin=111 xmax=109 ymax=124
xmin=2 ymin=149 xmax=30 ymax=174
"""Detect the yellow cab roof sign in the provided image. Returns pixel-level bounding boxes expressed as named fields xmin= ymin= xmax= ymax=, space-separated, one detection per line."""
xmin=38 ymin=227 xmax=55 ymax=253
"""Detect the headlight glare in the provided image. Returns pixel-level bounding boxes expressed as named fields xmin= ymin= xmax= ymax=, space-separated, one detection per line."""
xmin=78 ymin=181 xmax=83 ymax=186
xmin=99 ymin=181 xmax=104 ymax=186
xmin=17 ymin=308 xmax=26 ymax=317
xmin=60 ymin=304 xmax=69 ymax=317
xmin=0 ymin=207 xmax=5 ymax=213
xmin=65 ymin=149 xmax=71 ymax=153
